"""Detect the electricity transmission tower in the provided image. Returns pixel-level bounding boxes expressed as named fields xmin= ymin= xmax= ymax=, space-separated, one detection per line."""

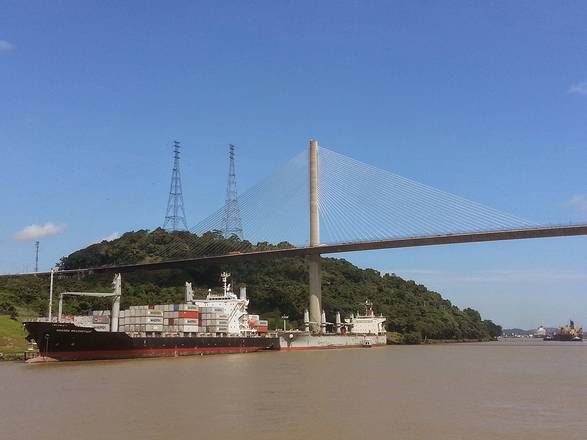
xmin=163 ymin=141 xmax=189 ymax=231
xmin=223 ymin=144 xmax=243 ymax=239
xmin=34 ymin=241 xmax=39 ymax=272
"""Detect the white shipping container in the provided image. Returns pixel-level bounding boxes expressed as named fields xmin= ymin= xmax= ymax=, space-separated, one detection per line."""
xmin=199 ymin=307 xmax=224 ymax=313
xmin=145 ymin=324 xmax=163 ymax=332
xmin=74 ymin=316 xmax=94 ymax=327
xmin=178 ymin=318 xmax=199 ymax=325
xmin=92 ymin=324 xmax=110 ymax=332
xmin=144 ymin=317 xmax=163 ymax=324
xmin=203 ymin=319 xmax=228 ymax=326
xmin=177 ymin=325 xmax=199 ymax=333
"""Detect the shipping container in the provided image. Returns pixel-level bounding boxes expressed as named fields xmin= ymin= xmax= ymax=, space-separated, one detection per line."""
xmin=178 ymin=310 xmax=198 ymax=319
xmin=206 ymin=327 xmax=229 ymax=333
xmin=179 ymin=304 xmax=198 ymax=311
xmin=177 ymin=325 xmax=199 ymax=333
xmin=177 ymin=318 xmax=199 ymax=325
xmin=92 ymin=315 xmax=110 ymax=324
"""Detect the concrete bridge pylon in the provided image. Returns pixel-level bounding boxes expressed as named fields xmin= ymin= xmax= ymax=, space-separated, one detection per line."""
xmin=308 ymin=139 xmax=322 ymax=333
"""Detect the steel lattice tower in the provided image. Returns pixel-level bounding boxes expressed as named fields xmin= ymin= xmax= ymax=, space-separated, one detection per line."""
xmin=163 ymin=141 xmax=189 ymax=231
xmin=34 ymin=241 xmax=39 ymax=272
xmin=223 ymin=144 xmax=243 ymax=239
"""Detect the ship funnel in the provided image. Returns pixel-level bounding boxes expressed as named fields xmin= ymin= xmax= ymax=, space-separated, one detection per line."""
xmin=335 ymin=311 xmax=341 ymax=334
xmin=111 ymin=274 xmax=121 ymax=332
xmin=185 ymin=282 xmax=194 ymax=303
xmin=240 ymin=285 xmax=247 ymax=300
xmin=304 ymin=309 xmax=310 ymax=332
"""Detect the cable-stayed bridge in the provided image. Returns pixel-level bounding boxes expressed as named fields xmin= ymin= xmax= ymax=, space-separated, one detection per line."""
xmin=8 ymin=139 xmax=587 ymax=330
xmin=10 ymin=140 xmax=587 ymax=275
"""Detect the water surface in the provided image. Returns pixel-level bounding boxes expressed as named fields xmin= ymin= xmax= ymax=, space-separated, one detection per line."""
xmin=1 ymin=341 xmax=586 ymax=439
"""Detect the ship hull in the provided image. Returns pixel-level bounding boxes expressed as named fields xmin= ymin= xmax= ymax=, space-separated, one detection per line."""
xmin=278 ymin=332 xmax=387 ymax=350
xmin=544 ymin=334 xmax=583 ymax=342
xmin=24 ymin=322 xmax=279 ymax=362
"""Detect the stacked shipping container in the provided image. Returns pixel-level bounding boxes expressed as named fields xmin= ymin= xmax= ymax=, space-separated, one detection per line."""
xmin=199 ymin=306 xmax=229 ymax=333
xmin=77 ymin=304 xmax=268 ymax=336
xmin=118 ymin=307 xmax=164 ymax=333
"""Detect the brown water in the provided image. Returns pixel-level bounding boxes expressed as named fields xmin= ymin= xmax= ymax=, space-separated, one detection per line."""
xmin=1 ymin=341 xmax=586 ymax=440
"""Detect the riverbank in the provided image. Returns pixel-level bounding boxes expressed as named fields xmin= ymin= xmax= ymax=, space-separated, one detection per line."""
xmin=0 ymin=315 xmax=29 ymax=357
xmin=386 ymin=331 xmax=494 ymax=345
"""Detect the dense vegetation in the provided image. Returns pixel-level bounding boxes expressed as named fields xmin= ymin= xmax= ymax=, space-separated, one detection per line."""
xmin=0 ymin=229 xmax=501 ymax=346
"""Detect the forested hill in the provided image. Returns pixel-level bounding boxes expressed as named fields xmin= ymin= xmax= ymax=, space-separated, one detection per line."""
xmin=1 ymin=229 xmax=501 ymax=341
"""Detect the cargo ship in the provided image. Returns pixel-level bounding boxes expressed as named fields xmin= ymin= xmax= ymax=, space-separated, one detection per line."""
xmin=279 ymin=301 xmax=387 ymax=350
xmin=24 ymin=272 xmax=387 ymax=362
xmin=24 ymin=273 xmax=279 ymax=362
xmin=543 ymin=320 xmax=583 ymax=342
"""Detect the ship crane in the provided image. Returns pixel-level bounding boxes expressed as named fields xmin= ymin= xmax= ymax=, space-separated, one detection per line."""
xmin=56 ymin=274 xmax=122 ymax=332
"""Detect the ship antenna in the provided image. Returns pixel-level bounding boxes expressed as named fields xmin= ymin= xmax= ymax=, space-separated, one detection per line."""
xmin=221 ymin=272 xmax=230 ymax=296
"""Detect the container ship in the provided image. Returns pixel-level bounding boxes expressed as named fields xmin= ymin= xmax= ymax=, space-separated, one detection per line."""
xmin=24 ymin=273 xmax=279 ymax=362
xmin=24 ymin=273 xmax=387 ymax=362
xmin=543 ymin=320 xmax=583 ymax=341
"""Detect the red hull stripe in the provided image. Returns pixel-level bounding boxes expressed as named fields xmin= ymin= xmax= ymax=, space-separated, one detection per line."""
xmin=45 ymin=346 xmax=266 ymax=359
xmin=280 ymin=344 xmax=386 ymax=351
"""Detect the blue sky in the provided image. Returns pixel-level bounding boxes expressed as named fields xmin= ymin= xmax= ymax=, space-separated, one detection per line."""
xmin=1 ymin=1 xmax=586 ymax=328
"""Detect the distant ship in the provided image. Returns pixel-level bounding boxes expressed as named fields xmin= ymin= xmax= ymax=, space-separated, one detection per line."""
xmin=533 ymin=325 xmax=547 ymax=339
xmin=543 ymin=320 xmax=583 ymax=342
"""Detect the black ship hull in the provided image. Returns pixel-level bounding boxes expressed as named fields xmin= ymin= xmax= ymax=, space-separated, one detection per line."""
xmin=24 ymin=322 xmax=280 ymax=362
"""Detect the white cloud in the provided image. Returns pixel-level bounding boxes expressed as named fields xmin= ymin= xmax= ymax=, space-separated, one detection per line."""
xmin=14 ymin=223 xmax=67 ymax=241
xmin=0 ymin=40 xmax=14 ymax=53
xmin=569 ymin=81 xmax=587 ymax=96
xmin=101 ymin=232 xmax=120 ymax=242
xmin=564 ymin=194 xmax=587 ymax=214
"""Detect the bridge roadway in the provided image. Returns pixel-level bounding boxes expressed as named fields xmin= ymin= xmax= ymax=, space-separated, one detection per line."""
xmin=6 ymin=224 xmax=587 ymax=278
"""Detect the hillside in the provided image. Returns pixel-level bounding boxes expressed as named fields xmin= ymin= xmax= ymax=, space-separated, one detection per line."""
xmin=0 ymin=229 xmax=501 ymax=345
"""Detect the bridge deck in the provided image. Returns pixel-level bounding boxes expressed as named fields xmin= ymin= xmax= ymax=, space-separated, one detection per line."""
xmin=5 ymin=224 xmax=586 ymax=278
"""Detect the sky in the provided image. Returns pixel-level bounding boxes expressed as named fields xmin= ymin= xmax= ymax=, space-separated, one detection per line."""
xmin=1 ymin=1 xmax=586 ymax=328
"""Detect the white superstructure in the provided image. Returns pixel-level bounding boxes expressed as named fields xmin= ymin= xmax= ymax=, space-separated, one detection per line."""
xmin=189 ymin=272 xmax=253 ymax=335
xmin=345 ymin=302 xmax=386 ymax=335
